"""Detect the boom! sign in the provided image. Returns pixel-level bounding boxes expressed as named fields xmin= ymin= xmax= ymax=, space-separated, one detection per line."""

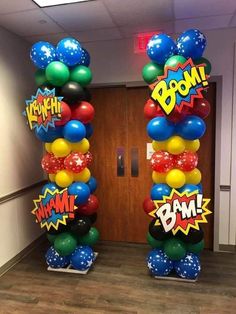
xmin=23 ymin=88 xmax=63 ymax=131
xmin=32 ymin=188 xmax=77 ymax=231
xmin=148 ymin=189 xmax=211 ymax=235
xmin=150 ymin=59 xmax=209 ymax=115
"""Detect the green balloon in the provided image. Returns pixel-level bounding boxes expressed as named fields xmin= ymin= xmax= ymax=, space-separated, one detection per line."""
xmin=54 ymin=232 xmax=77 ymax=256
xmin=194 ymin=57 xmax=211 ymax=75
xmin=142 ymin=62 xmax=164 ymax=84
xmin=164 ymin=238 xmax=186 ymax=261
xmin=165 ymin=55 xmax=187 ymax=69
xmin=147 ymin=232 xmax=163 ymax=248
xmin=187 ymin=239 xmax=204 ymax=254
xmin=35 ymin=69 xmax=47 ymax=86
xmin=70 ymin=65 xmax=92 ymax=87
xmin=45 ymin=61 xmax=70 ymax=86
xmin=46 ymin=233 xmax=57 ymax=244
xmin=77 ymin=227 xmax=99 ymax=246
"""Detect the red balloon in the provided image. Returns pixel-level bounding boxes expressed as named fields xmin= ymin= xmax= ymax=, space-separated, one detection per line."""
xmin=84 ymin=151 xmax=93 ymax=165
xmin=143 ymin=197 xmax=155 ymax=215
xmin=190 ymin=98 xmax=210 ymax=119
xmin=64 ymin=152 xmax=87 ymax=173
xmin=55 ymin=101 xmax=71 ymax=126
xmin=71 ymin=101 xmax=95 ymax=124
xmin=144 ymin=99 xmax=163 ymax=120
xmin=78 ymin=195 xmax=99 ymax=215
xmin=150 ymin=151 xmax=175 ymax=173
xmin=168 ymin=106 xmax=190 ymax=123
xmin=175 ymin=151 xmax=198 ymax=171
xmin=41 ymin=153 xmax=65 ymax=173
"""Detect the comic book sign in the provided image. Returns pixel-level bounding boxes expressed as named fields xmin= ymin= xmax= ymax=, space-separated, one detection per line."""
xmin=150 ymin=58 xmax=209 ymax=115
xmin=23 ymin=88 xmax=63 ymax=131
xmin=149 ymin=189 xmax=211 ymax=235
xmin=32 ymin=188 xmax=77 ymax=231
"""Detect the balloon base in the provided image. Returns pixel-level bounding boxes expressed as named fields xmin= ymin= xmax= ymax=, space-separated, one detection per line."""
xmin=47 ymin=252 xmax=98 ymax=275
xmin=154 ymin=273 xmax=198 ymax=283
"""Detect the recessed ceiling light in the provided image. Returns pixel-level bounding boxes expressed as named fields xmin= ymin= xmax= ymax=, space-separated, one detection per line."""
xmin=32 ymin=0 xmax=93 ymax=8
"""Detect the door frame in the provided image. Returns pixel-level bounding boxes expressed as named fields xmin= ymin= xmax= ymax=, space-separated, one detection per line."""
xmin=91 ymin=77 xmax=222 ymax=251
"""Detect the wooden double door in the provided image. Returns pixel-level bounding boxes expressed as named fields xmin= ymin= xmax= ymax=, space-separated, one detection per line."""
xmin=90 ymin=84 xmax=216 ymax=249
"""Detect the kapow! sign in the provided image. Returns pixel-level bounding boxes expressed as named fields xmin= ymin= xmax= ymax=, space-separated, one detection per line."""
xmin=150 ymin=59 xmax=209 ymax=115
xmin=32 ymin=188 xmax=77 ymax=231
xmin=149 ymin=189 xmax=211 ymax=235
xmin=23 ymin=88 xmax=63 ymax=131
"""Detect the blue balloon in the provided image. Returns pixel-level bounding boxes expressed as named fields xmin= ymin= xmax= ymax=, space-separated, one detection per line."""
xmin=147 ymin=248 xmax=173 ymax=276
xmin=147 ymin=34 xmax=177 ymax=64
xmin=85 ymin=123 xmax=93 ymax=139
xmin=196 ymin=183 xmax=203 ymax=194
xmin=87 ymin=177 xmax=97 ymax=193
xmin=177 ymin=29 xmax=206 ymax=60
xmin=68 ymin=182 xmax=90 ymax=205
xmin=63 ymin=120 xmax=86 ymax=142
xmin=147 ymin=117 xmax=175 ymax=141
xmin=151 ymin=184 xmax=171 ymax=200
xmin=35 ymin=126 xmax=63 ymax=142
xmin=45 ymin=246 xmax=70 ymax=268
xmin=30 ymin=41 xmax=56 ymax=69
xmin=70 ymin=245 xmax=94 ymax=271
xmin=79 ymin=48 xmax=90 ymax=67
xmin=42 ymin=183 xmax=60 ymax=194
xmin=174 ymin=253 xmax=201 ymax=279
xmin=56 ymin=38 xmax=83 ymax=66
xmin=178 ymin=184 xmax=201 ymax=194
xmin=176 ymin=115 xmax=206 ymax=140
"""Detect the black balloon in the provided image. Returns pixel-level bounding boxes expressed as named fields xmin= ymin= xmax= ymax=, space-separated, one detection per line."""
xmin=38 ymin=84 xmax=61 ymax=95
xmin=61 ymin=81 xmax=87 ymax=105
xmin=83 ymin=88 xmax=92 ymax=102
xmin=70 ymin=216 xmax=91 ymax=236
xmin=47 ymin=224 xmax=69 ymax=235
xmin=88 ymin=212 xmax=97 ymax=224
xmin=178 ymin=227 xmax=204 ymax=244
xmin=149 ymin=219 xmax=171 ymax=241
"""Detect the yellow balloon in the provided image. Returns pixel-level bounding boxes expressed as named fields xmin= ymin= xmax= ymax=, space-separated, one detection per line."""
xmin=166 ymin=169 xmax=186 ymax=188
xmin=152 ymin=140 xmax=166 ymax=151
xmin=51 ymin=138 xmax=72 ymax=157
xmin=152 ymin=171 xmax=166 ymax=184
xmin=166 ymin=136 xmax=185 ymax=155
xmin=48 ymin=173 xmax=56 ymax=182
xmin=185 ymin=168 xmax=201 ymax=185
xmin=185 ymin=139 xmax=200 ymax=152
xmin=73 ymin=168 xmax=91 ymax=183
xmin=45 ymin=143 xmax=52 ymax=153
xmin=71 ymin=138 xmax=90 ymax=154
xmin=55 ymin=170 xmax=73 ymax=188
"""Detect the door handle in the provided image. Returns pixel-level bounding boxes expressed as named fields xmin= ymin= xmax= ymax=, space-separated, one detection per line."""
xmin=117 ymin=147 xmax=125 ymax=177
xmin=131 ymin=148 xmax=139 ymax=177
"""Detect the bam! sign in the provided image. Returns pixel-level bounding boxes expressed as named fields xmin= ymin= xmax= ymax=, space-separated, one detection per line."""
xmin=32 ymin=189 xmax=77 ymax=231
xmin=150 ymin=59 xmax=209 ymax=115
xmin=149 ymin=189 xmax=211 ymax=235
xmin=23 ymin=88 xmax=63 ymax=131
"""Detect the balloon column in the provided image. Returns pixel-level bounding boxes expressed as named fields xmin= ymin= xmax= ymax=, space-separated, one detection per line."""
xmin=24 ymin=38 xmax=100 ymax=272
xmin=142 ymin=30 xmax=212 ymax=280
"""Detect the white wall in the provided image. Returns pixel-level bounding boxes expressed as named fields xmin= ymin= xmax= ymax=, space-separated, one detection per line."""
xmin=85 ymin=27 xmax=236 ymax=248
xmin=0 ymin=27 xmax=43 ymax=268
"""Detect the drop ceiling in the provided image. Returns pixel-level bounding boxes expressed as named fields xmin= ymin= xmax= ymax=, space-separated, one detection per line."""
xmin=0 ymin=0 xmax=235 ymax=44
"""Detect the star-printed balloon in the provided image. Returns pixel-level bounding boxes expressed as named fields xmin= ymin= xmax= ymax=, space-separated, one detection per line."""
xmin=84 ymin=151 xmax=93 ymax=166
xmin=64 ymin=152 xmax=87 ymax=173
xmin=30 ymin=41 xmax=56 ymax=69
xmin=150 ymin=151 xmax=175 ymax=173
xmin=41 ymin=153 xmax=65 ymax=174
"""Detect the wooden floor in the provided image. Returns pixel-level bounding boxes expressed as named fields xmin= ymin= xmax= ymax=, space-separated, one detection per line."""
xmin=0 ymin=241 xmax=236 ymax=314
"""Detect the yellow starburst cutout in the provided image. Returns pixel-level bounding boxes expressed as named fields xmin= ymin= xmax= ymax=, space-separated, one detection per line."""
xmin=32 ymin=188 xmax=77 ymax=231
xmin=148 ymin=189 xmax=211 ymax=235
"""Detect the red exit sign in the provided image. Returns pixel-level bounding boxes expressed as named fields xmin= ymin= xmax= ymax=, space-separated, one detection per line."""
xmin=134 ymin=32 xmax=160 ymax=53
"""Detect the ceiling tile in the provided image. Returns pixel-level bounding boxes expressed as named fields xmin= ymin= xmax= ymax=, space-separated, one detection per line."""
xmin=174 ymin=0 xmax=236 ymax=19
xmin=0 ymin=9 xmax=64 ymax=36
xmin=71 ymin=27 xmax=122 ymax=43
xmin=175 ymin=15 xmax=233 ymax=33
xmin=43 ymin=1 xmax=115 ymax=31
xmin=229 ymin=14 xmax=236 ymax=27
xmin=0 ymin=0 xmax=37 ymax=15
xmin=25 ymin=32 xmax=70 ymax=45
xmin=102 ymin=0 xmax=174 ymax=26
xmin=119 ymin=22 xmax=174 ymax=38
